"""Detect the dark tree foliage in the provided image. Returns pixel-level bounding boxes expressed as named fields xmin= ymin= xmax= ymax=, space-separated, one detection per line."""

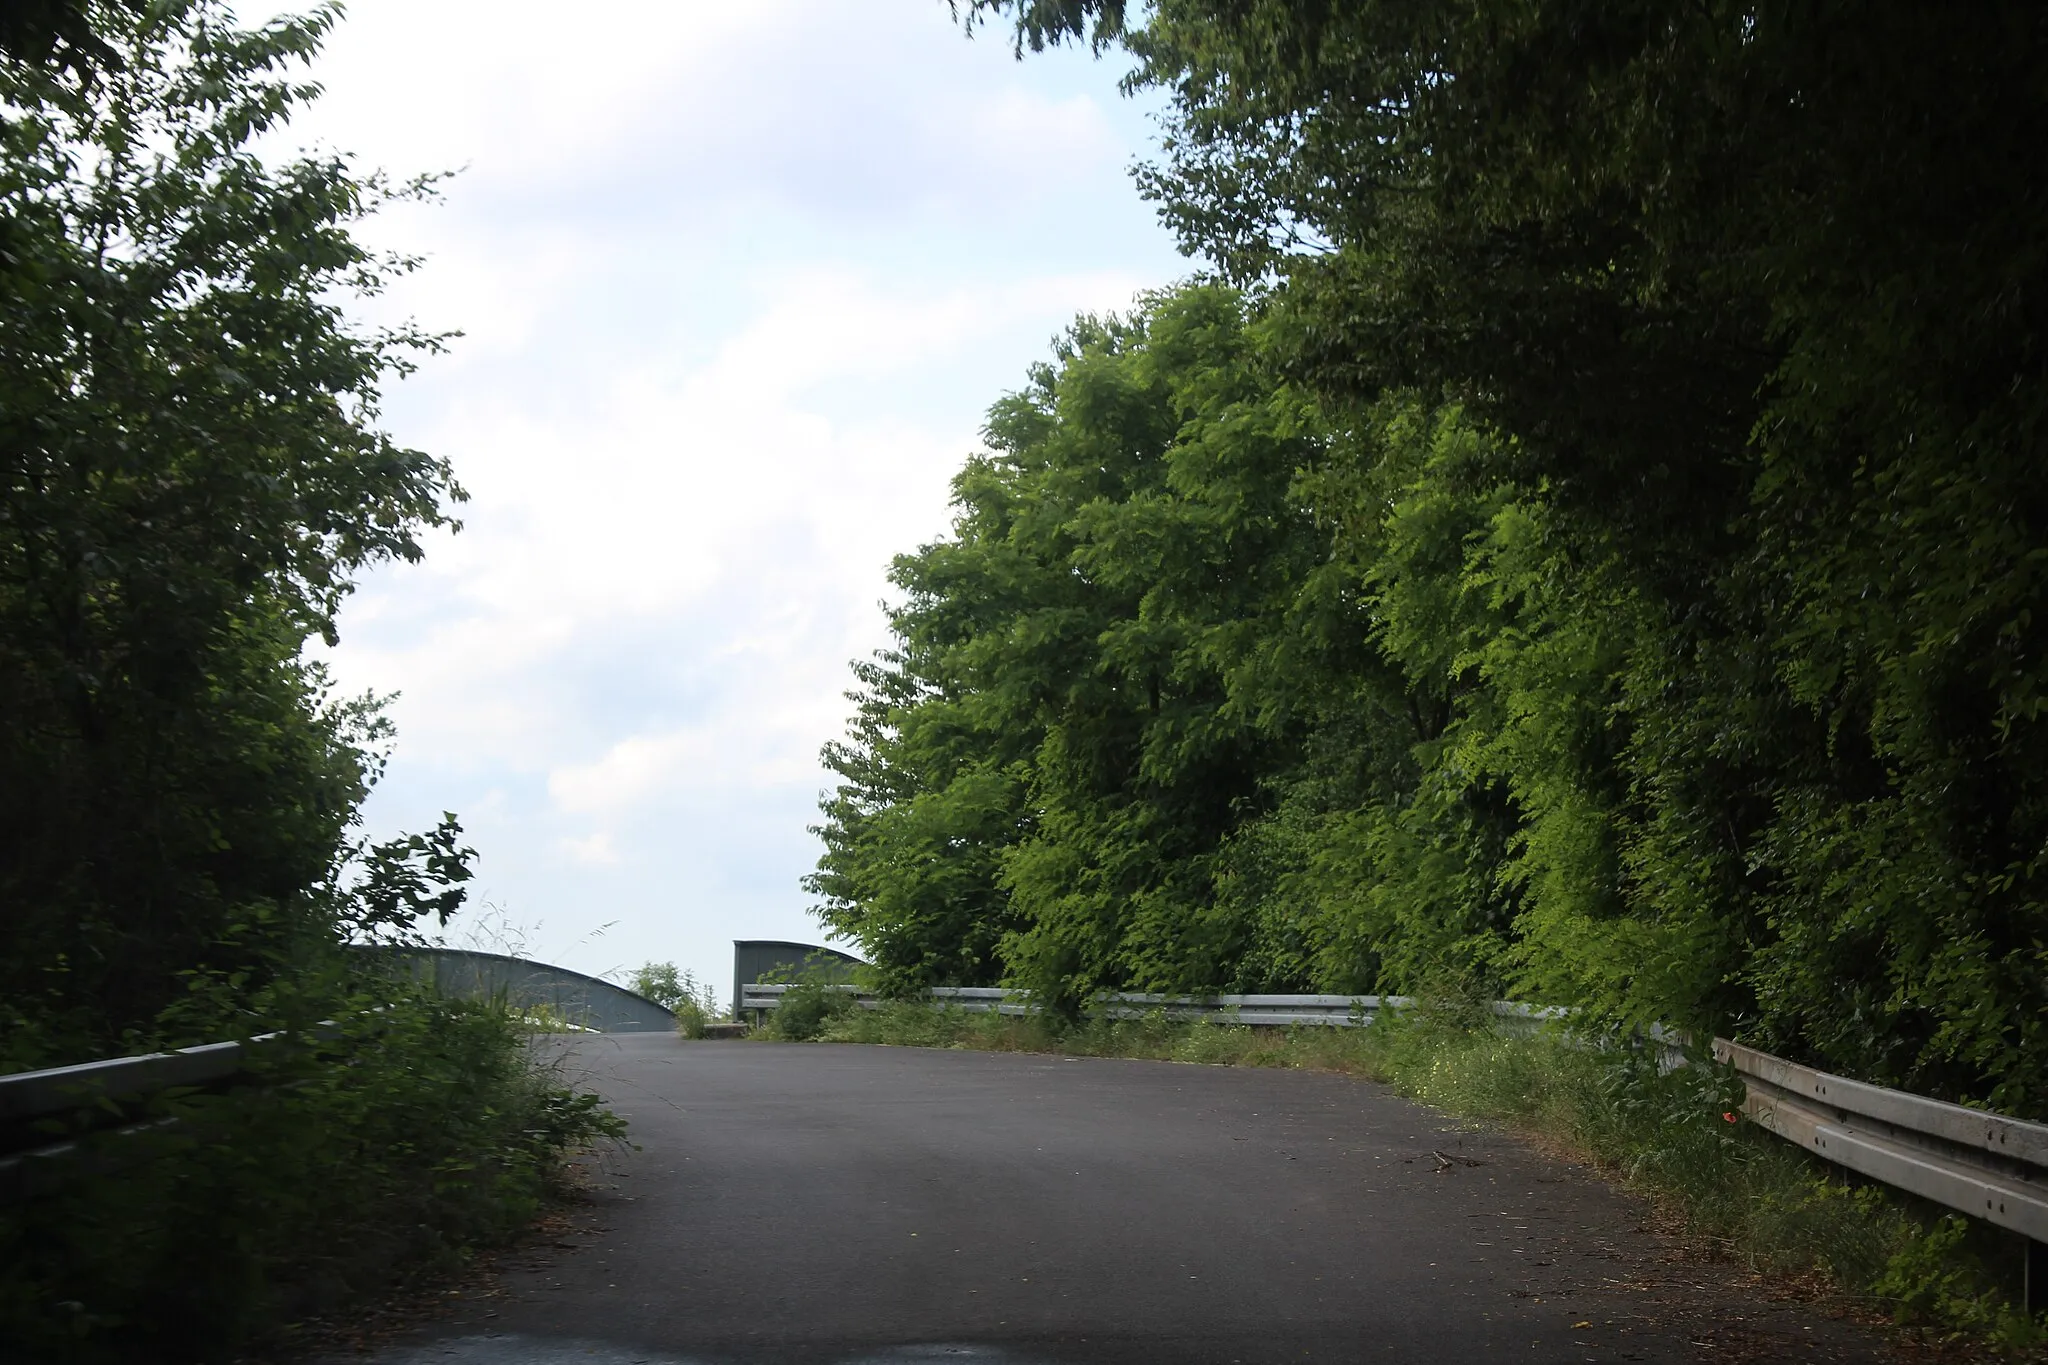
xmin=0 ymin=1 xmax=467 ymax=1069
xmin=0 ymin=0 xmax=115 ymax=70
xmin=0 ymin=12 xmax=613 ymax=1355
xmin=822 ymin=0 xmax=2048 ymax=1111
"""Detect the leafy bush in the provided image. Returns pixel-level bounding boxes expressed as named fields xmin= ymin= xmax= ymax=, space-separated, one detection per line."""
xmin=629 ymin=962 xmax=685 ymax=1010
xmin=749 ymin=953 xmax=864 ymax=1040
xmin=671 ymin=978 xmax=723 ymax=1039
xmin=674 ymin=996 xmax=712 ymax=1039
xmin=769 ymin=982 xmax=859 ymax=1041
xmin=0 ymin=985 xmax=625 ymax=1362
xmin=630 ymin=962 xmax=724 ymax=1037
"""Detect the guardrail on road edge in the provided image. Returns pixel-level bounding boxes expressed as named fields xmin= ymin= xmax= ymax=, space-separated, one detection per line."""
xmin=737 ymin=983 xmax=1568 ymax=1029
xmin=0 ymin=1034 xmax=282 ymax=1203
xmin=736 ymin=981 xmax=2048 ymax=1303
xmin=1715 ymin=1037 xmax=2048 ymax=1306
xmin=0 ymin=1013 xmax=380 ymax=1204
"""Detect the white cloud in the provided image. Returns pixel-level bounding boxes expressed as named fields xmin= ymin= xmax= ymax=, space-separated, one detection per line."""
xmin=333 ymin=265 xmax=1149 ymax=762
xmin=282 ymin=1 xmax=802 ymax=183
xmin=290 ymin=0 xmax=1188 ymax=988
xmin=559 ymin=831 xmax=622 ymax=867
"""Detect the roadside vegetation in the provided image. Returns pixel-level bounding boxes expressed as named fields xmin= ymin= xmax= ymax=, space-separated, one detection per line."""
xmin=761 ymin=995 xmax=2042 ymax=1349
xmin=0 ymin=4 xmax=619 ymax=1358
xmin=803 ymin=1 xmax=2048 ymax=1348
xmin=2 ymin=987 xmax=626 ymax=1363
xmin=820 ymin=0 xmax=2048 ymax=1109
xmin=629 ymin=961 xmax=724 ymax=1038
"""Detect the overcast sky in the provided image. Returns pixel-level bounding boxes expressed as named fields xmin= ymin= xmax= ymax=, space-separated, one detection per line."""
xmin=281 ymin=2 xmax=1187 ymax=997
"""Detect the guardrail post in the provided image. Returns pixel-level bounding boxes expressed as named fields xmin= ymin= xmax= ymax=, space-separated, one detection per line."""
xmin=2029 ymin=1238 xmax=2048 ymax=1314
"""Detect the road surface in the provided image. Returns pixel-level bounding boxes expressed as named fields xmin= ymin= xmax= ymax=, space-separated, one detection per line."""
xmin=343 ymin=1035 xmax=1893 ymax=1364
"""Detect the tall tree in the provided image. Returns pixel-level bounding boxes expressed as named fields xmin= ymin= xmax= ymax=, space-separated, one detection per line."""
xmin=814 ymin=287 xmax=1526 ymax=1010
xmin=0 ymin=0 xmax=465 ymax=1068
xmin=0 ymin=0 xmax=114 ymax=70
xmin=816 ymin=290 xmax=1323 ymax=1006
xmin=936 ymin=0 xmax=2048 ymax=1108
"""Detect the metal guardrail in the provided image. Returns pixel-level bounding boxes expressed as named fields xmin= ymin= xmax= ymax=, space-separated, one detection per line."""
xmin=0 ymin=1039 xmax=257 ymax=1128
xmin=739 ymin=983 xmax=1384 ymax=1024
xmin=960 ymin=986 xmax=1398 ymax=1027
xmin=0 ymin=1032 xmax=299 ymax=1203
xmin=738 ymin=983 xmax=1570 ymax=1029
xmin=0 ymin=955 xmax=661 ymax=1205
xmin=0 ymin=1011 xmax=392 ymax=1204
xmin=738 ymin=986 xmax=2046 ymax=1270
xmin=1716 ymin=1038 xmax=2048 ymax=1258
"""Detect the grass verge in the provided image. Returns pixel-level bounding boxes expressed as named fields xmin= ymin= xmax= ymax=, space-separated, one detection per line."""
xmin=764 ymin=996 xmax=2043 ymax=1354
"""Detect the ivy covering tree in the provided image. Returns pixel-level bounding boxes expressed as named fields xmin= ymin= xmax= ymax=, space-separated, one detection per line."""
xmin=819 ymin=1 xmax=2048 ymax=1113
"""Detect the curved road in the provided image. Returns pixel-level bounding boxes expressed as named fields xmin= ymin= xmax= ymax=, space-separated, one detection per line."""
xmin=351 ymin=1036 xmax=1892 ymax=1365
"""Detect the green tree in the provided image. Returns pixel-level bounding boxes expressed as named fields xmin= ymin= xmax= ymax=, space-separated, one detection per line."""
xmin=815 ymin=287 xmax=1513 ymax=1010
xmin=0 ymin=1 xmax=116 ymax=71
xmin=0 ymin=0 xmax=465 ymax=1068
xmin=955 ymin=0 xmax=2048 ymax=1111
xmin=0 ymin=9 xmax=633 ymax=1355
xmin=816 ymin=290 xmax=1298 ymax=1005
xmin=629 ymin=962 xmax=685 ymax=1010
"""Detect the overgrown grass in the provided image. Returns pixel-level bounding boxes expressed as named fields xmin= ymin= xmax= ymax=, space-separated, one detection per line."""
xmin=771 ymin=999 xmax=2044 ymax=1352
xmin=0 ymin=988 xmax=626 ymax=1363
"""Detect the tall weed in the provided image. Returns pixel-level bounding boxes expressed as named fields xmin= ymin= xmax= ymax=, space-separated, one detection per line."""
xmin=0 ymin=988 xmax=624 ymax=1363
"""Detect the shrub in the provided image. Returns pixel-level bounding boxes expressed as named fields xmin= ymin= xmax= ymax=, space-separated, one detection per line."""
xmin=770 ymin=982 xmax=859 ymax=1041
xmin=674 ymin=995 xmax=712 ymax=1039
xmin=637 ymin=967 xmax=721 ymax=1039
xmin=630 ymin=962 xmax=686 ymax=1010
xmin=0 ymin=987 xmax=624 ymax=1362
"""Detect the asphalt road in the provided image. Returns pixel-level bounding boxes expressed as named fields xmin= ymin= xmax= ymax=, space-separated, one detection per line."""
xmin=346 ymin=1036 xmax=1895 ymax=1365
